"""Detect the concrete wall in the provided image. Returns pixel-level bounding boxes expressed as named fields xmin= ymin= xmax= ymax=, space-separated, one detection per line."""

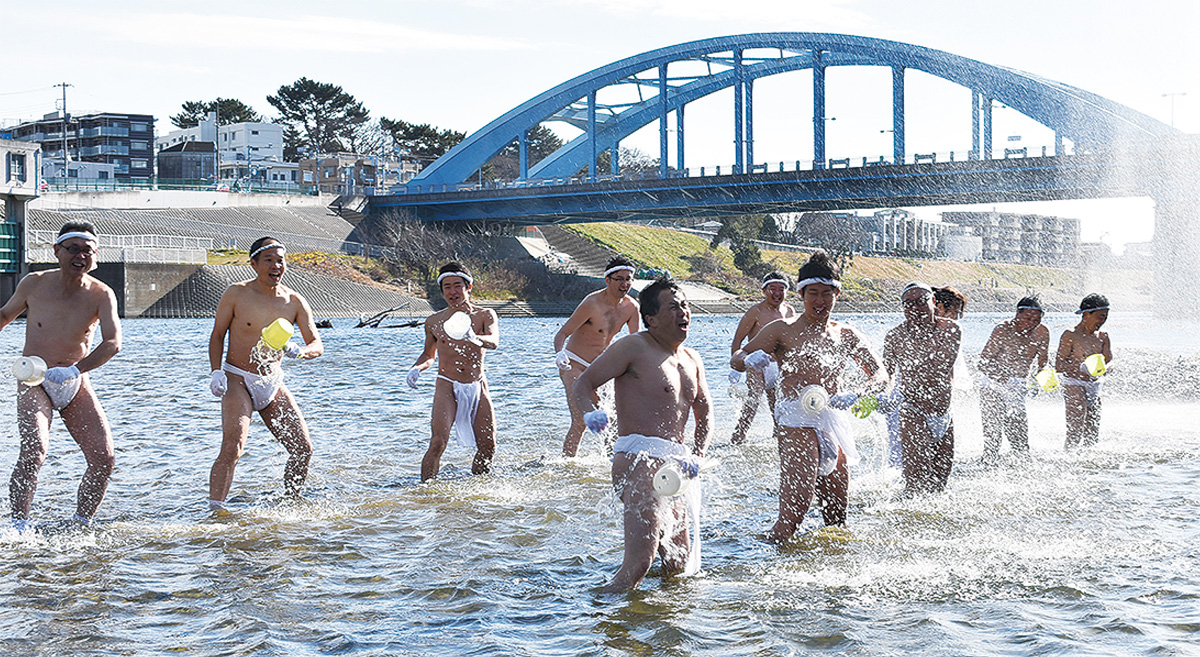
xmin=31 ymin=189 xmax=335 ymax=211
xmin=124 ymin=263 xmax=202 ymax=317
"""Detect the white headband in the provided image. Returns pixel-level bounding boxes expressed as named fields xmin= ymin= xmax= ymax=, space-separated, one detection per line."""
xmin=1075 ymin=306 xmax=1109 ymax=315
xmin=901 ymin=282 xmax=934 ymax=299
xmin=604 ymin=265 xmax=635 ymax=278
xmin=762 ymin=277 xmax=789 ymax=289
xmin=797 ymin=277 xmax=841 ymax=291
xmin=437 ymin=271 xmax=473 ymax=286
xmin=55 ymin=231 xmax=98 ymax=245
xmin=249 ymin=242 xmax=285 ymax=259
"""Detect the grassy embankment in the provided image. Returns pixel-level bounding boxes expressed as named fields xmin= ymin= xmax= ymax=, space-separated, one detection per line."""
xmin=563 ymin=222 xmax=1149 ymax=306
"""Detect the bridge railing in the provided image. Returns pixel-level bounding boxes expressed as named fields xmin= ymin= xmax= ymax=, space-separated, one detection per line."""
xmin=392 ymin=144 xmax=1069 ymax=195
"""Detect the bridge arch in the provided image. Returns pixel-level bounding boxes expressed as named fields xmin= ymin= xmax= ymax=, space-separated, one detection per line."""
xmin=410 ymin=32 xmax=1176 ymax=188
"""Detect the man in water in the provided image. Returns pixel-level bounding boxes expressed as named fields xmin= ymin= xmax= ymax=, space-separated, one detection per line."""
xmin=883 ymin=282 xmax=962 ymax=494
xmin=571 ymin=277 xmax=712 ymax=592
xmin=1056 ymin=293 xmax=1112 ymax=449
xmin=730 ymin=271 xmax=796 ymax=444
xmin=407 ymin=262 xmax=498 ymax=481
xmin=977 ymin=296 xmax=1050 ymax=463
xmin=553 ymin=256 xmax=639 ymax=456
xmin=208 ymin=237 xmax=323 ymax=510
xmin=733 ymin=251 xmax=886 ymax=542
xmin=0 ymin=222 xmax=120 ymax=530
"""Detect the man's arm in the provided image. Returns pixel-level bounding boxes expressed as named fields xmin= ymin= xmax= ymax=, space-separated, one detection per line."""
xmin=292 ymin=294 xmax=324 ymax=359
xmin=553 ymin=297 xmax=594 ymax=352
xmin=75 ymin=285 xmax=121 ymax=374
xmin=624 ymin=299 xmax=640 ymax=335
xmin=209 ymin=288 xmax=237 ymax=371
xmin=474 ymin=308 xmax=498 ymax=350
xmin=571 ymin=336 xmax=635 ymax=415
xmin=411 ymin=318 xmax=439 ymax=371
xmin=1054 ymin=329 xmax=1074 ymax=374
xmin=847 ymin=327 xmax=888 ymax=396
xmin=1035 ymin=327 xmax=1050 ymax=370
xmin=0 ymin=274 xmax=33 ymax=332
xmin=689 ymin=351 xmax=713 ymax=458
xmin=731 ymin=320 xmax=779 ymax=371
xmin=1101 ymin=331 xmax=1113 ymax=367
xmin=729 ymin=309 xmax=758 ymax=356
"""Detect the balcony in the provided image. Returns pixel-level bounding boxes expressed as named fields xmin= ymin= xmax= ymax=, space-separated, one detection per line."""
xmin=79 ymin=126 xmax=130 ymax=138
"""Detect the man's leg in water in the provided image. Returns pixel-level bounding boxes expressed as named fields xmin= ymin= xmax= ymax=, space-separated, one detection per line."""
xmin=10 ymin=385 xmax=53 ymax=521
xmin=1081 ymin=394 xmax=1102 ymax=447
xmin=732 ymin=367 xmax=766 ymax=444
xmin=815 ymin=450 xmax=849 ymax=526
xmin=260 ymin=386 xmax=313 ymax=498
xmin=978 ymin=387 xmax=1004 ymax=464
xmin=770 ymin=425 xmax=819 ymax=542
xmin=899 ymin=406 xmax=936 ymax=493
xmin=1063 ymin=386 xmax=1087 ymax=449
xmin=209 ymin=376 xmax=255 ymax=504
xmin=472 ymin=381 xmax=496 ymax=475
xmin=59 ymin=379 xmax=115 ymax=520
xmin=422 ymin=378 xmax=457 ymax=481
xmin=1007 ymin=400 xmax=1030 ymax=456
xmin=930 ymin=425 xmax=955 ymax=493
xmin=560 ymin=364 xmax=592 ymax=457
xmin=603 ymin=453 xmax=663 ymax=593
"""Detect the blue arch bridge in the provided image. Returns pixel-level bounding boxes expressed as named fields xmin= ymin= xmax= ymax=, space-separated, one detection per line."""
xmin=366 ymin=33 xmax=1200 ymax=316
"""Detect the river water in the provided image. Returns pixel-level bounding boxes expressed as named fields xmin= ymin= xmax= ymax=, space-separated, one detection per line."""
xmin=0 ymin=312 xmax=1197 ymax=656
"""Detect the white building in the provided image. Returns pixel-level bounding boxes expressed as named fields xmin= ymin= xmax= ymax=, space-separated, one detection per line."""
xmin=156 ymin=112 xmax=284 ymax=181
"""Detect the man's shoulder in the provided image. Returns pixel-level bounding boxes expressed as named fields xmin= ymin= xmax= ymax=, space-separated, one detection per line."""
xmin=82 ymin=274 xmax=117 ymax=297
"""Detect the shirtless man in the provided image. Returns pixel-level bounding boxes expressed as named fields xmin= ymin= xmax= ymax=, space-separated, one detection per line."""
xmin=0 ymin=222 xmax=120 ymax=530
xmin=208 ymin=237 xmax=323 ymax=510
xmin=977 ymin=296 xmax=1050 ymax=463
xmin=554 ymin=256 xmax=639 ymax=456
xmin=1056 ymin=293 xmax=1111 ymax=449
xmin=571 ymin=277 xmax=712 ymax=592
xmin=730 ymin=271 xmax=795 ymax=444
xmin=407 ymin=262 xmax=498 ymax=481
xmin=733 ymin=251 xmax=886 ymax=542
xmin=883 ymin=283 xmax=962 ymax=494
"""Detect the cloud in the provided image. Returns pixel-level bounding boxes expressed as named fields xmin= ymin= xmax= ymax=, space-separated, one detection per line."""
xmin=564 ymin=0 xmax=874 ymax=28
xmin=54 ymin=12 xmax=533 ymax=55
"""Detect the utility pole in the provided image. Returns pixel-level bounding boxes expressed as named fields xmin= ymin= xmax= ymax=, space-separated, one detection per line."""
xmin=53 ymin=82 xmax=72 ymax=177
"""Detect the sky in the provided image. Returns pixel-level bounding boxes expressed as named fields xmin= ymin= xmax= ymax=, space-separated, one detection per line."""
xmin=4 ymin=0 xmax=1197 ymax=253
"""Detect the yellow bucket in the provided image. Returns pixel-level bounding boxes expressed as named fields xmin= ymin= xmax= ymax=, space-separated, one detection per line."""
xmin=261 ymin=319 xmax=294 ymax=350
xmin=1035 ymin=367 xmax=1060 ymax=392
xmin=1083 ymin=353 xmax=1106 ymax=378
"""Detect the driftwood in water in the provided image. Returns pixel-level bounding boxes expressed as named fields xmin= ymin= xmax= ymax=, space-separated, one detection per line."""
xmin=356 ymin=303 xmax=412 ymax=328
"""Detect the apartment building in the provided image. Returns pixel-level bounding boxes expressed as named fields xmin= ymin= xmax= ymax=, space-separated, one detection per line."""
xmin=156 ymin=113 xmax=284 ymax=182
xmin=941 ymin=211 xmax=1080 ymax=266
xmin=10 ymin=111 xmax=154 ymax=181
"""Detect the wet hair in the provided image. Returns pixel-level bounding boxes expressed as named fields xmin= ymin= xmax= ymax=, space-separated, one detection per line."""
xmin=1016 ymin=296 xmax=1043 ymax=312
xmin=639 ymin=276 xmax=682 ymax=322
xmin=1078 ymin=293 xmax=1109 ymax=314
xmin=762 ymin=270 xmax=790 ymax=286
xmin=934 ymin=286 xmax=967 ymax=313
xmin=249 ymin=236 xmax=281 ymax=261
xmin=437 ymin=261 xmax=473 ymax=286
xmin=605 ymin=256 xmax=635 ymax=274
xmin=796 ymin=250 xmax=840 ymax=290
xmin=58 ymin=220 xmax=97 ymax=237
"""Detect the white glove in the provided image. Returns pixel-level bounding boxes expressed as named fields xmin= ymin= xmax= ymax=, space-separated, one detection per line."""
xmin=45 ymin=365 xmax=80 ymax=385
xmin=210 ymin=370 xmax=227 ymax=397
xmin=464 ymin=327 xmax=482 ymax=347
xmin=830 ymin=391 xmax=859 ymax=410
xmin=283 ymin=342 xmax=302 ymax=359
xmin=728 ymin=370 xmax=743 ymax=384
xmin=744 ymin=350 xmax=771 ymax=370
xmin=555 ymin=350 xmax=573 ymax=371
xmin=406 ymin=367 xmax=421 ymax=390
xmin=583 ymin=409 xmax=610 ymax=433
